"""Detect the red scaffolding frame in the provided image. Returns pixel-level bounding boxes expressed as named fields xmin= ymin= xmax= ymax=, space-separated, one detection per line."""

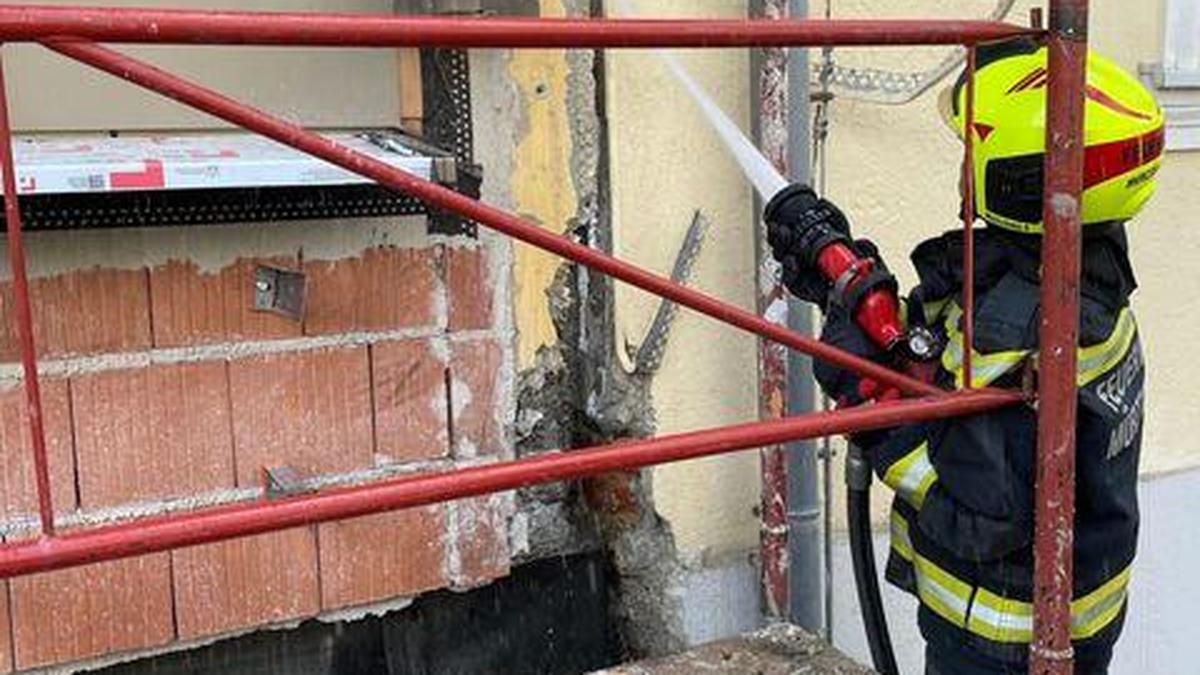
xmin=0 ymin=4 xmax=1087 ymax=674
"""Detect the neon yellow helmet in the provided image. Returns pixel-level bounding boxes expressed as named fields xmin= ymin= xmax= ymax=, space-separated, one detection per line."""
xmin=941 ymin=41 xmax=1165 ymax=234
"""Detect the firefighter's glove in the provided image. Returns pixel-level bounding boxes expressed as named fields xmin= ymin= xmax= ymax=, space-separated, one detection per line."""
xmin=815 ymin=302 xmax=898 ymax=448
xmin=814 ymin=302 xmax=893 ymax=407
xmin=763 ymin=184 xmax=853 ymax=308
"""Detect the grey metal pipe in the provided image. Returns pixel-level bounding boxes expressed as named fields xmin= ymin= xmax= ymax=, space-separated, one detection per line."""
xmin=748 ymin=0 xmax=818 ymax=633
xmin=783 ymin=0 xmax=823 ymax=634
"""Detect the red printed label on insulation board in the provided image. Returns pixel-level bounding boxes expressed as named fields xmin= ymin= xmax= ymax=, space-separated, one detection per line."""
xmin=5 ymin=131 xmax=434 ymax=195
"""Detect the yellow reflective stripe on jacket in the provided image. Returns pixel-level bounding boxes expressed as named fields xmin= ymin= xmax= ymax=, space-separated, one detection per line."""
xmin=891 ymin=509 xmax=1130 ymax=644
xmin=914 ymin=554 xmax=974 ymax=628
xmin=1070 ymin=566 xmax=1132 ymax=639
xmin=968 ymin=587 xmax=1034 ymax=642
xmin=882 ymin=442 xmax=937 ymax=509
xmin=922 ymin=297 xmax=951 ymax=326
xmin=1077 ymin=309 xmax=1138 ymax=387
xmin=906 ymin=545 xmax=1131 ymax=643
xmin=940 ymin=304 xmax=1138 ymax=389
xmin=890 ymin=510 xmax=914 ymax=562
xmin=941 ymin=305 xmax=1031 ymax=388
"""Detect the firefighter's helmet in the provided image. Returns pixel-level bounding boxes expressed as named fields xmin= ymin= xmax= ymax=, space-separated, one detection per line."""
xmin=939 ymin=41 xmax=1165 ymax=234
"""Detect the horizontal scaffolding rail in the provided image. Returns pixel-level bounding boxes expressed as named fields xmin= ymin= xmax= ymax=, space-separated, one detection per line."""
xmin=0 ymin=390 xmax=1016 ymax=578
xmin=0 ymin=5 xmax=1039 ymax=47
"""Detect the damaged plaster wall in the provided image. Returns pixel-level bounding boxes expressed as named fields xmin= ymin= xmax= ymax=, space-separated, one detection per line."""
xmin=477 ymin=0 xmax=721 ymax=659
xmin=606 ymin=0 xmax=763 ymax=648
xmin=499 ymin=0 xmax=694 ymax=657
xmin=468 ymin=2 xmax=602 ymax=563
xmin=485 ymin=0 xmax=765 ymax=656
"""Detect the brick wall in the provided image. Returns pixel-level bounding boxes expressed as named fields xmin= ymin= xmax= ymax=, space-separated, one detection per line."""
xmin=0 ymin=219 xmax=512 ymax=671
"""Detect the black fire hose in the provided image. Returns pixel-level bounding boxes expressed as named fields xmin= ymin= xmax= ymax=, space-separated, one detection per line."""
xmin=846 ymin=442 xmax=900 ymax=675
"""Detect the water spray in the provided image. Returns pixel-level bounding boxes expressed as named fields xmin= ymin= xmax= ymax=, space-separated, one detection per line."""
xmin=615 ymin=3 xmax=928 ymax=362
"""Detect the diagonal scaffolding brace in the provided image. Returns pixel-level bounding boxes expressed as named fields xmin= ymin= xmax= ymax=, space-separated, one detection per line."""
xmin=43 ymin=37 xmax=944 ymax=402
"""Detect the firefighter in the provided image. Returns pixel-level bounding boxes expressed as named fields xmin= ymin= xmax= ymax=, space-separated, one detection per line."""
xmin=766 ymin=40 xmax=1163 ymax=674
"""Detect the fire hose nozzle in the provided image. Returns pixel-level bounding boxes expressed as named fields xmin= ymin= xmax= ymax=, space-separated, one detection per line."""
xmin=764 ymin=184 xmax=909 ymax=355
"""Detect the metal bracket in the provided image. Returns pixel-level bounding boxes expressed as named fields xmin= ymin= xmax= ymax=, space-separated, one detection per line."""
xmin=263 ymin=466 xmax=315 ymax=500
xmin=428 ymin=162 xmax=482 ymax=237
xmin=253 ymin=265 xmax=307 ymax=321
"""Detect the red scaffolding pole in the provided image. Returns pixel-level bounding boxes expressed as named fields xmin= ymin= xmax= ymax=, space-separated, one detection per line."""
xmin=0 ymin=5 xmax=1037 ymax=47
xmin=0 ymin=391 xmax=1014 ymax=579
xmin=0 ymin=51 xmax=53 ymax=536
xmin=960 ymin=46 xmax=978 ymax=390
xmin=755 ymin=0 xmax=791 ymax=622
xmin=1033 ymin=1 xmax=1089 ymax=673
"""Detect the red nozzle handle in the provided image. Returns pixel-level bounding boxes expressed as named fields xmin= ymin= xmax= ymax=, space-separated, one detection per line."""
xmin=815 ymin=243 xmax=905 ymax=351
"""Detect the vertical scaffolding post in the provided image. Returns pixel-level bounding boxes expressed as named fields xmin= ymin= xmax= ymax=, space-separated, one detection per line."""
xmin=1032 ymin=1 xmax=1089 ymax=673
xmin=961 ymin=46 xmax=978 ymax=389
xmin=755 ymin=0 xmax=791 ymax=621
xmin=0 ymin=48 xmax=54 ymax=536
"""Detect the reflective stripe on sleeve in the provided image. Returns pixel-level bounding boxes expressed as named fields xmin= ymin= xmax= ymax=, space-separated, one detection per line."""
xmin=941 ymin=305 xmax=1030 ymax=389
xmin=1069 ymin=566 xmax=1132 ymax=639
xmin=882 ymin=442 xmax=938 ymax=509
xmin=967 ymin=586 xmax=1034 ymax=643
xmin=939 ymin=303 xmax=1138 ymax=389
xmin=890 ymin=509 xmax=914 ymax=562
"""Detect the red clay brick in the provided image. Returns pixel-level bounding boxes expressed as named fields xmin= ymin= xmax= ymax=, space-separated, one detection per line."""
xmin=172 ymin=527 xmax=319 ymax=640
xmin=0 ymin=267 xmax=151 ymax=361
xmin=149 ymin=257 xmax=303 ymax=348
xmin=71 ymin=361 xmax=233 ymax=508
xmin=446 ymin=245 xmax=492 ymax=331
xmin=10 ymin=554 xmax=173 ymax=670
xmin=371 ymin=339 xmax=449 ymax=463
xmin=303 ymin=247 xmax=439 ymax=336
xmin=317 ymin=506 xmax=446 ymax=611
xmin=451 ymin=494 xmax=511 ymax=588
xmin=0 ymin=379 xmax=75 ymax=521
xmin=229 ymin=346 xmax=373 ymax=486
xmin=449 ymin=338 xmax=504 ymax=458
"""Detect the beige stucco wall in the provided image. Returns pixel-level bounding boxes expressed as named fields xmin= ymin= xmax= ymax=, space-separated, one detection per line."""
xmin=608 ymin=1 xmax=761 ymax=562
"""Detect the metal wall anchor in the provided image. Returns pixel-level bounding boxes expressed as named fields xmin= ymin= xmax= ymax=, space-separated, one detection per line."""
xmin=253 ymin=265 xmax=306 ymax=321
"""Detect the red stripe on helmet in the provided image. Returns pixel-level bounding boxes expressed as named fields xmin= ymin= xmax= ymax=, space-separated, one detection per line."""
xmin=1008 ymin=74 xmax=1153 ymax=124
xmin=1006 ymin=67 xmax=1047 ymax=94
xmin=1083 ymin=127 xmax=1165 ymax=189
xmin=1025 ymin=72 xmax=1050 ymax=92
xmin=1085 ymin=85 xmax=1154 ymax=121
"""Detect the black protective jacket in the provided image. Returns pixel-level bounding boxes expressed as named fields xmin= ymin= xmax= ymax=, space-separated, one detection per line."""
xmin=816 ymin=224 xmax=1143 ymax=665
